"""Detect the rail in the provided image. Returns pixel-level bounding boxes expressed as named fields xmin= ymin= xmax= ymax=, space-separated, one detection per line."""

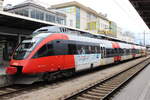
xmin=64 ymin=58 xmax=150 ymax=100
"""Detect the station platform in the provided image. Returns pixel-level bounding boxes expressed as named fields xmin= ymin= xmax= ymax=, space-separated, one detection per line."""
xmin=0 ymin=66 xmax=6 ymax=75
xmin=112 ymin=64 xmax=150 ymax=100
xmin=0 ymin=66 xmax=11 ymax=87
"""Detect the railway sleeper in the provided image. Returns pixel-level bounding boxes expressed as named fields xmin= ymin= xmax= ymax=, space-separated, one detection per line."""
xmin=101 ymin=83 xmax=120 ymax=87
xmin=103 ymin=83 xmax=122 ymax=86
xmin=76 ymin=96 xmax=95 ymax=100
xmin=87 ymin=91 xmax=106 ymax=96
xmin=100 ymin=85 xmax=117 ymax=89
xmin=81 ymin=94 xmax=102 ymax=100
xmin=95 ymin=87 xmax=113 ymax=91
xmin=102 ymin=81 xmax=122 ymax=84
xmin=0 ymin=91 xmax=9 ymax=94
xmin=91 ymin=89 xmax=109 ymax=94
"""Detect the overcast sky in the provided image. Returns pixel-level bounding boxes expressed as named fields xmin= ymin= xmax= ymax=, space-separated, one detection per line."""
xmin=3 ymin=0 xmax=150 ymax=44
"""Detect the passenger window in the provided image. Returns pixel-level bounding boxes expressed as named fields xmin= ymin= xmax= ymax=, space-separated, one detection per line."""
xmin=91 ymin=46 xmax=95 ymax=53
xmin=88 ymin=46 xmax=92 ymax=54
xmin=95 ymin=46 xmax=98 ymax=53
xmin=77 ymin=45 xmax=86 ymax=54
xmin=68 ymin=44 xmax=77 ymax=54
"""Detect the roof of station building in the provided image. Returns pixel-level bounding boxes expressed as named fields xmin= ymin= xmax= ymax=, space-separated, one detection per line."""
xmin=4 ymin=0 xmax=66 ymax=17
xmin=50 ymin=1 xmax=109 ymax=21
xmin=129 ymin=0 xmax=150 ymax=28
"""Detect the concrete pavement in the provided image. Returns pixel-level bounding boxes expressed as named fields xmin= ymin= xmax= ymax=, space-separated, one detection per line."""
xmin=112 ymin=64 xmax=150 ymax=100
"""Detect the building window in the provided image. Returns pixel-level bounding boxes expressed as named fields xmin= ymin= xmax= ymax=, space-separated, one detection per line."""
xmin=76 ymin=7 xmax=80 ymax=28
xmin=15 ymin=9 xmax=29 ymax=17
xmin=31 ymin=9 xmax=44 ymax=20
xmin=56 ymin=17 xmax=65 ymax=24
xmin=46 ymin=14 xmax=55 ymax=23
xmin=70 ymin=19 xmax=73 ymax=27
xmin=87 ymin=22 xmax=96 ymax=30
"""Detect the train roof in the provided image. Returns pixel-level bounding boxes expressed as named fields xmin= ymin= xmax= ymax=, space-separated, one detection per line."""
xmin=33 ymin=26 xmax=145 ymax=47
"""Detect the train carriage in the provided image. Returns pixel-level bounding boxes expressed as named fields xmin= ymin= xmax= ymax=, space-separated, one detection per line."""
xmin=6 ymin=26 xmax=146 ymax=84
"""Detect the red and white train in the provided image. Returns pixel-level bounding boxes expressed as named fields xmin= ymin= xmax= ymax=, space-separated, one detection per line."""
xmin=6 ymin=26 xmax=146 ymax=84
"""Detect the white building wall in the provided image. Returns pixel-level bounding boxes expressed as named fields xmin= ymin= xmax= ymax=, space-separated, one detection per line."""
xmin=54 ymin=5 xmax=110 ymax=35
xmin=0 ymin=0 xmax=3 ymax=11
xmin=65 ymin=12 xmax=76 ymax=27
xmin=57 ymin=7 xmax=76 ymax=27
xmin=99 ymin=18 xmax=109 ymax=31
xmin=117 ymin=27 xmax=122 ymax=38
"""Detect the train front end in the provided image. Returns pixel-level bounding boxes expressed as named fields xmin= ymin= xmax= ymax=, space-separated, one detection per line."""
xmin=6 ymin=36 xmax=44 ymax=84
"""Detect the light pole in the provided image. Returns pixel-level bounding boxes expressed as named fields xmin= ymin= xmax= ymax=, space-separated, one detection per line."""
xmin=144 ymin=31 xmax=145 ymax=46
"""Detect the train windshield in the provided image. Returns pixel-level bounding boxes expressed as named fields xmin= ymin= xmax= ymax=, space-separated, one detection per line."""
xmin=13 ymin=40 xmax=37 ymax=60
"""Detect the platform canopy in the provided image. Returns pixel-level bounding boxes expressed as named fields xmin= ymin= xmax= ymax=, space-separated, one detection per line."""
xmin=0 ymin=11 xmax=54 ymax=35
xmin=129 ymin=0 xmax=150 ymax=28
xmin=0 ymin=11 xmax=93 ymax=36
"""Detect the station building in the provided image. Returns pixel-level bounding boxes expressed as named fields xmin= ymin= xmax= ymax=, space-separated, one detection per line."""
xmin=4 ymin=0 xmax=118 ymax=37
xmin=50 ymin=1 xmax=117 ymax=37
xmin=0 ymin=1 xmax=120 ymax=68
xmin=4 ymin=0 xmax=66 ymax=25
xmin=0 ymin=10 xmax=65 ymax=68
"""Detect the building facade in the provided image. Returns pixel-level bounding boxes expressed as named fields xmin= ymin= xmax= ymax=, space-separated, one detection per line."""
xmin=50 ymin=1 xmax=113 ymax=36
xmin=0 ymin=0 xmax=3 ymax=11
xmin=5 ymin=0 xmax=66 ymax=25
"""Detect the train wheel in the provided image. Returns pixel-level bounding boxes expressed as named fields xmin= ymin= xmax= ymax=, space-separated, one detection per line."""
xmin=63 ymin=69 xmax=75 ymax=78
xmin=43 ymin=69 xmax=75 ymax=82
xmin=90 ymin=63 xmax=94 ymax=70
xmin=43 ymin=72 xmax=58 ymax=82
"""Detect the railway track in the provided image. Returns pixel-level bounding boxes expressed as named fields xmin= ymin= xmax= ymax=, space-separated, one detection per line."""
xmin=0 ymin=84 xmax=39 ymax=100
xmin=64 ymin=58 xmax=150 ymax=100
xmin=0 ymin=57 xmax=149 ymax=100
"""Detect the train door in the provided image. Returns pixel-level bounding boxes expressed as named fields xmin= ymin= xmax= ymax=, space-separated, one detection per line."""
xmin=53 ymin=40 xmax=66 ymax=70
xmin=0 ymin=42 xmax=5 ymax=67
xmin=100 ymin=44 xmax=105 ymax=65
xmin=30 ymin=40 xmax=66 ymax=72
xmin=74 ymin=44 xmax=90 ymax=71
xmin=101 ymin=47 xmax=106 ymax=58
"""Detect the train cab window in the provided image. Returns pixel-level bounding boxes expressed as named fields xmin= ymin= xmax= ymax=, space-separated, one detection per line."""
xmin=36 ymin=45 xmax=47 ymax=57
xmin=33 ymin=44 xmax=54 ymax=58
xmin=47 ymin=44 xmax=54 ymax=56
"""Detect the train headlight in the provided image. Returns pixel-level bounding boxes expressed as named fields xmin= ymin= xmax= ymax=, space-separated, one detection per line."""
xmin=6 ymin=67 xmax=17 ymax=75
